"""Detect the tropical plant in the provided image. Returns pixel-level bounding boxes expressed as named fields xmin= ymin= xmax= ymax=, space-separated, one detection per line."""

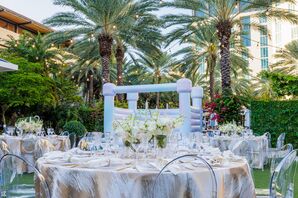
xmin=3 ymin=31 xmax=64 ymax=73
xmin=63 ymin=120 xmax=87 ymax=137
xmin=205 ymin=94 xmax=243 ymax=124
xmin=163 ymin=0 xmax=298 ymax=95
xmin=126 ymin=49 xmax=180 ymax=107
xmin=173 ymin=25 xmax=250 ymax=99
xmin=0 ymin=53 xmax=56 ymax=125
xmin=252 ymin=72 xmax=277 ymax=100
xmin=271 ymin=40 xmax=298 ymax=75
xmin=44 ymin=0 xmax=160 ymax=87
xmin=262 ymin=72 xmax=298 ymax=97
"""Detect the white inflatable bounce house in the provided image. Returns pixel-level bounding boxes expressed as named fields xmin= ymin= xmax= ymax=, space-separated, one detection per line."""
xmin=103 ymin=78 xmax=204 ymax=133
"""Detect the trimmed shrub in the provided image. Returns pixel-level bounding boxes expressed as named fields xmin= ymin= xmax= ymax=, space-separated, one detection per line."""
xmin=250 ymin=100 xmax=298 ymax=148
xmin=63 ymin=120 xmax=86 ymax=137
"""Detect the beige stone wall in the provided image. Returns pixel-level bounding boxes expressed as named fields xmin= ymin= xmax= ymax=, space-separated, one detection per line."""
xmin=0 ymin=27 xmax=19 ymax=47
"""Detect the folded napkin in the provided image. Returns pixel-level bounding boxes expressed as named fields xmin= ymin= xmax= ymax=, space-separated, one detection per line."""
xmin=81 ymin=159 xmax=110 ymax=168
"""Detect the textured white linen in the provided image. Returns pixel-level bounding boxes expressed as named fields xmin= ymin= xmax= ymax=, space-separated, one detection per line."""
xmin=0 ymin=135 xmax=71 ymax=173
xmin=36 ymin=149 xmax=256 ymax=198
xmin=210 ymin=136 xmax=268 ymax=169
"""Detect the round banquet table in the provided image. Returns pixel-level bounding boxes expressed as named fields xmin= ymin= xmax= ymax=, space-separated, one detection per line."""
xmin=0 ymin=134 xmax=70 ymax=173
xmin=210 ymin=135 xmax=268 ymax=169
xmin=36 ymin=149 xmax=256 ymax=198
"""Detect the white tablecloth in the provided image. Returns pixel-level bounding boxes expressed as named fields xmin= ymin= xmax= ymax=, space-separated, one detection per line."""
xmin=210 ymin=135 xmax=268 ymax=169
xmin=36 ymin=149 xmax=256 ymax=198
xmin=0 ymin=134 xmax=70 ymax=173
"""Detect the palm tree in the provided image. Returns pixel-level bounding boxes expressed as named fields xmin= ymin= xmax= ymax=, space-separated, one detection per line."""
xmin=44 ymin=0 xmax=159 ymax=86
xmin=271 ymin=40 xmax=298 ymax=75
xmin=252 ymin=74 xmax=277 ymax=100
xmin=126 ymin=50 xmax=180 ymax=107
xmin=173 ymin=25 xmax=249 ymax=99
xmin=163 ymin=0 xmax=298 ymax=95
xmin=3 ymin=31 xmax=63 ymax=73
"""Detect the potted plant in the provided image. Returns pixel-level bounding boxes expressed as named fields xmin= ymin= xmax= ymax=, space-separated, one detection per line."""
xmin=63 ymin=120 xmax=87 ymax=145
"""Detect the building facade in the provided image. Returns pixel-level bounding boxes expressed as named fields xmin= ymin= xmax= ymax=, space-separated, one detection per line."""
xmin=196 ymin=1 xmax=298 ymax=77
xmin=0 ymin=5 xmax=52 ymax=46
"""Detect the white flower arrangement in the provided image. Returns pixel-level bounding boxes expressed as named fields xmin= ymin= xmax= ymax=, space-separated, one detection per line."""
xmin=219 ymin=121 xmax=244 ymax=135
xmin=16 ymin=116 xmax=43 ymax=134
xmin=112 ymin=111 xmax=184 ymax=146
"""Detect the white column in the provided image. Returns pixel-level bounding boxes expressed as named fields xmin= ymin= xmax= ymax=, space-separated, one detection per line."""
xmin=191 ymin=87 xmax=204 ymax=109
xmin=103 ymin=83 xmax=116 ymax=133
xmin=127 ymin=92 xmax=139 ymax=111
xmin=177 ymin=78 xmax=192 ymax=133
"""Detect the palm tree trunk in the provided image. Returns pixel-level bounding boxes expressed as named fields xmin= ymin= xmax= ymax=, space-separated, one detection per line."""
xmin=116 ymin=45 xmax=124 ymax=101
xmin=156 ymin=76 xmax=161 ymax=108
xmin=89 ymin=75 xmax=94 ymax=105
xmin=217 ymin=21 xmax=232 ymax=96
xmin=209 ymin=55 xmax=216 ymax=100
xmin=98 ymin=34 xmax=113 ymax=84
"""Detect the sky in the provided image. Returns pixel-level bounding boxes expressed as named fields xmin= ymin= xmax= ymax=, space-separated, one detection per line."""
xmin=0 ymin=0 xmax=69 ymax=23
xmin=0 ymin=0 xmax=190 ymax=53
xmin=0 ymin=0 xmax=190 ymax=23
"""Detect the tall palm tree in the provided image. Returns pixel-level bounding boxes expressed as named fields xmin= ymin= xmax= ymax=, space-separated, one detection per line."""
xmin=163 ymin=0 xmax=298 ymax=95
xmin=271 ymin=40 xmax=298 ymax=75
xmin=126 ymin=50 xmax=180 ymax=107
xmin=173 ymin=25 xmax=249 ymax=99
xmin=44 ymin=0 xmax=159 ymax=86
xmin=3 ymin=31 xmax=63 ymax=73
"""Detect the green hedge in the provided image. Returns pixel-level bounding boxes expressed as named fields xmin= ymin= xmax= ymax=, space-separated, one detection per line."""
xmin=251 ymin=100 xmax=298 ymax=148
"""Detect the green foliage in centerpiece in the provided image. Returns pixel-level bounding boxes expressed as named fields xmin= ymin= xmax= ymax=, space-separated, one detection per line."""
xmin=155 ymin=135 xmax=167 ymax=149
xmin=63 ymin=120 xmax=87 ymax=137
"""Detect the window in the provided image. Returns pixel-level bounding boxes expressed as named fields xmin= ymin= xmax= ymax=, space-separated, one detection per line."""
xmin=261 ymin=58 xmax=269 ymax=70
xmin=275 ymin=20 xmax=282 ymax=45
xmin=261 ymin=48 xmax=268 ymax=57
xmin=259 ymin=16 xmax=267 ymax=24
xmin=260 ymin=36 xmax=268 ymax=46
xmin=241 ymin=16 xmax=251 ymax=47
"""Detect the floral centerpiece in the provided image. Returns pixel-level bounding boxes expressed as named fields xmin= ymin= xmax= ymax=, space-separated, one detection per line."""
xmin=219 ymin=121 xmax=244 ymax=136
xmin=152 ymin=112 xmax=184 ymax=148
xmin=113 ymin=111 xmax=184 ymax=150
xmin=15 ymin=116 xmax=43 ymax=134
xmin=113 ymin=115 xmax=140 ymax=149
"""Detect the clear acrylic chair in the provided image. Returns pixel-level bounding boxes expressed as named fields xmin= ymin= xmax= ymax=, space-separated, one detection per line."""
xmin=60 ymin=131 xmax=70 ymax=136
xmin=231 ymin=140 xmax=253 ymax=167
xmin=268 ymin=133 xmax=286 ymax=159
xmin=276 ymin=133 xmax=286 ymax=150
xmin=263 ymin=132 xmax=271 ymax=149
xmin=256 ymin=150 xmax=297 ymax=198
xmin=152 ymin=154 xmax=217 ymax=198
xmin=69 ymin=133 xmax=77 ymax=148
xmin=84 ymin=132 xmax=102 ymax=139
xmin=0 ymin=140 xmax=9 ymax=157
xmin=0 ymin=153 xmax=51 ymax=198
xmin=269 ymin=144 xmax=293 ymax=175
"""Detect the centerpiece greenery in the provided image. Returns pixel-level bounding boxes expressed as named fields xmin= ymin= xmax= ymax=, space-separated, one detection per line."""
xmin=15 ymin=116 xmax=43 ymax=134
xmin=219 ymin=121 xmax=244 ymax=136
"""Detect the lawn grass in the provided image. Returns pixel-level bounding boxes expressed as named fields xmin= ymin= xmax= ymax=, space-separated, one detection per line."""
xmin=253 ymin=164 xmax=298 ymax=198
